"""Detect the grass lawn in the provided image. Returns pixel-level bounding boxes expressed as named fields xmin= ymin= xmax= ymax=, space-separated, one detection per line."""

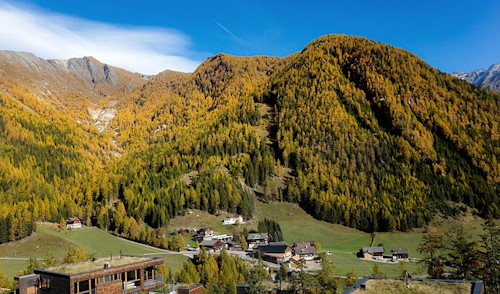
xmin=0 ymin=259 xmax=28 ymax=278
xmin=354 ymin=278 xmax=472 ymax=294
xmin=0 ymin=223 xmax=188 ymax=280
xmin=250 ymin=201 xmax=487 ymax=277
xmin=1 ymin=200 xmax=489 ymax=283
xmin=0 ymin=224 xmax=73 ymax=259
xmin=54 ymin=227 xmax=162 ymax=257
xmin=332 ymin=259 xmax=425 ymax=277
xmin=165 ymin=199 xmax=489 ymax=278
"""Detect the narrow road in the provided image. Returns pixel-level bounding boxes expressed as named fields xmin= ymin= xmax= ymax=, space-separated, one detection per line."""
xmin=113 ymin=234 xmax=200 ymax=257
xmin=0 ymin=257 xmax=43 ymax=261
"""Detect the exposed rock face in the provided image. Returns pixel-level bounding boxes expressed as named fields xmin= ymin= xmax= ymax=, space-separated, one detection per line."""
xmin=0 ymin=50 xmax=144 ymax=97
xmin=87 ymin=107 xmax=117 ymax=132
xmin=452 ymin=63 xmax=500 ymax=93
xmin=0 ymin=50 xmax=147 ymax=132
xmin=48 ymin=57 xmax=119 ymax=87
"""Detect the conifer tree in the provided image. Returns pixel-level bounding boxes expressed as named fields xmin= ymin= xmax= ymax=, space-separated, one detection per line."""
xmin=315 ymin=253 xmax=337 ymax=293
xmin=418 ymin=225 xmax=444 ymax=278
xmin=371 ymin=263 xmax=384 ymax=277
xmin=479 ymin=218 xmax=500 ymax=293
xmin=43 ymin=249 xmax=59 ymax=267
xmin=63 ymin=245 xmax=91 ymax=263
xmin=444 ymin=224 xmax=479 ymax=280
xmin=59 ymin=218 xmax=66 ymax=231
xmin=0 ymin=270 xmax=13 ymax=290
xmin=241 ymin=235 xmax=248 ymax=250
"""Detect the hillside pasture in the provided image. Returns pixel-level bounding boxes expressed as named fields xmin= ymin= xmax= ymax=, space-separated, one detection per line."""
xmin=0 ymin=224 xmax=188 ymax=280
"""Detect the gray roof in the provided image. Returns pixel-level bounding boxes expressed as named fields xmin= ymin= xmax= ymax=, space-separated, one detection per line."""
xmin=254 ymin=245 xmax=290 ymax=254
xmin=294 ymin=245 xmax=315 ymax=255
xmin=247 ymin=233 xmax=268 ymax=241
xmin=391 ymin=248 xmax=409 ymax=254
xmin=293 ymin=240 xmax=315 ymax=247
xmin=362 ymin=246 xmax=384 ymax=254
xmin=199 ymin=240 xmax=220 ymax=247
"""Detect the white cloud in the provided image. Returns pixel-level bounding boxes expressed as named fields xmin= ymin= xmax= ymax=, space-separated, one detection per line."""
xmin=0 ymin=2 xmax=201 ymax=74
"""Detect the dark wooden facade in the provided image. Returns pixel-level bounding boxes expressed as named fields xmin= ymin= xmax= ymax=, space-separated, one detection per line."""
xmin=16 ymin=256 xmax=164 ymax=294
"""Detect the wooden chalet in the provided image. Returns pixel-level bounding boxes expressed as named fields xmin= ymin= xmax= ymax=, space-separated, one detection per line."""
xmin=391 ymin=248 xmax=409 ymax=260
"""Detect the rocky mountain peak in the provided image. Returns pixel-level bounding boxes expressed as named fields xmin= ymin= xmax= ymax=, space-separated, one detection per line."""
xmin=0 ymin=50 xmax=145 ymax=100
xmin=452 ymin=63 xmax=500 ymax=93
xmin=48 ymin=56 xmax=118 ymax=87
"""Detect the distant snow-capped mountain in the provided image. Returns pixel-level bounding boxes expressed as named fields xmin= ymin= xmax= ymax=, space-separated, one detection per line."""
xmin=452 ymin=63 xmax=500 ymax=93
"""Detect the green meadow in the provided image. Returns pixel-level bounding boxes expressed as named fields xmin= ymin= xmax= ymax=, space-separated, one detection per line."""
xmin=0 ymin=224 xmax=188 ymax=280
xmin=0 ymin=200 xmax=488 ymax=281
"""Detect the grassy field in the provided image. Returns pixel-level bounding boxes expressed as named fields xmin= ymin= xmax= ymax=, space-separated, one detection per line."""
xmin=0 ymin=224 xmax=188 ymax=280
xmin=252 ymin=202 xmax=426 ymax=276
xmin=0 ymin=260 xmax=27 ymax=280
xmin=168 ymin=200 xmax=486 ymax=278
xmin=0 ymin=200 xmax=489 ymax=283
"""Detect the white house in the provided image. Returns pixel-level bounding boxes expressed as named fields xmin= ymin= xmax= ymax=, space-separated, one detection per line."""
xmin=66 ymin=217 xmax=82 ymax=229
xmin=223 ymin=214 xmax=243 ymax=225
xmin=247 ymin=233 xmax=269 ymax=249
xmin=194 ymin=227 xmax=214 ymax=241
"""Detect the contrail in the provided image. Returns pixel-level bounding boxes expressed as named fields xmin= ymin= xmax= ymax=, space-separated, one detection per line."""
xmin=212 ymin=19 xmax=240 ymax=41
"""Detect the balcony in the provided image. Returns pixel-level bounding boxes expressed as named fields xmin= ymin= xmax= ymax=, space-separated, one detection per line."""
xmin=144 ymin=274 xmax=164 ymax=287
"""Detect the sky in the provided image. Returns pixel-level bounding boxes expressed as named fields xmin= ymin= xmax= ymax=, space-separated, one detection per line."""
xmin=0 ymin=0 xmax=499 ymax=75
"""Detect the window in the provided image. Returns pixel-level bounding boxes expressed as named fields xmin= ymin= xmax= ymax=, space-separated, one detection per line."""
xmin=98 ymin=275 xmax=111 ymax=284
xmin=126 ymin=269 xmax=139 ymax=281
xmin=79 ymin=280 xmax=89 ymax=292
xmin=144 ymin=267 xmax=154 ymax=281
xmin=123 ymin=269 xmax=141 ymax=290
xmin=40 ymin=277 xmax=50 ymax=289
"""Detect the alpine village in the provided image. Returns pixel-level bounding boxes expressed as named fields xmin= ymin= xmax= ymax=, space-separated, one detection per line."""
xmin=1 ymin=34 xmax=500 ymax=294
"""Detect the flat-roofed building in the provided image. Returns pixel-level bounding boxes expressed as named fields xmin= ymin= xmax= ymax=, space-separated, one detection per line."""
xmin=342 ymin=277 xmax=484 ymax=294
xmin=15 ymin=255 xmax=164 ymax=294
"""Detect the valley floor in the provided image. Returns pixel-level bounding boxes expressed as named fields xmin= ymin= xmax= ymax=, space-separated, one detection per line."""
xmin=0 ymin=201 xmax=487 ymax=281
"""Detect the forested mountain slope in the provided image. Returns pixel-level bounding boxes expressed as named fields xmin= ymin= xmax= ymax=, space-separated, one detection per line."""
xmin=0 ymin=77 xmax=114 ymax=242
xmin=268 ymin=35 xmax=500 ymax=231
xmin=0 ymin=51 xmax=146 ymax=123
xmin=0 ymin=35 xmax=499 ymax=244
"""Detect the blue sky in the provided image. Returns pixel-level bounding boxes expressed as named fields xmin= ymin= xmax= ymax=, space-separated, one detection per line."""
xmin=0 ymin=0 xmax=499 ymax=74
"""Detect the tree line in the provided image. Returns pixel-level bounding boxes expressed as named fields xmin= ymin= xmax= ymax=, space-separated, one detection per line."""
xmin=418 ymin=218 xmax=500 ymax=293
xmin=0 ymin=34 xmax=499 ymax=256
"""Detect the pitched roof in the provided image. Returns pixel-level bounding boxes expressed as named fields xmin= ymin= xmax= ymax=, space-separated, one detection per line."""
xmin=293 ymin=240 xmax=315 ymax=247
xmin=295 ymin=245 xmax=315 ymax=255
xmin=66 ymin=217 xmax=81 ymax=223
xmin=391 ymin=248 xmax=409 ymax=254
xmin=293 ymin=240 xmax=316 ymax=255
xmin=199 ymin=240 xmax=222 ymax=247
xmin=247 ymin=233 xmax=268 ymax=240
xmin=269 ymin=241 xmax=285 ymax=246
xmin=255 ymin=245 xmax=291 ymax=254
xmin=362 ymin=246 xmax=384 ymax=254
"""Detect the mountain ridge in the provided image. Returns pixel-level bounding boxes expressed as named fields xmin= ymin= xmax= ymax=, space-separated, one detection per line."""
xmin=0 ymin=50 xmax=148 ymax=129
xmin=0 ymin=50 xmax=147 ymax=102
xmin=452 ymin=63 xmax=500 ymax=93
xmin=0 ymin=35 xmax=499 ymax=243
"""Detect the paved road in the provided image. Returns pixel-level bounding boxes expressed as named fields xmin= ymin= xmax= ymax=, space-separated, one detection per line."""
xmin=0 ymin=257 xmax=43 ymax=261
xmin=115 ymin=235 xmax=201 ymax=258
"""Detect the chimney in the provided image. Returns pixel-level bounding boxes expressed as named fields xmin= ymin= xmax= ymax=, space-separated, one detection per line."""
xmin=104 ymin=262 xmax=110 ymax=269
